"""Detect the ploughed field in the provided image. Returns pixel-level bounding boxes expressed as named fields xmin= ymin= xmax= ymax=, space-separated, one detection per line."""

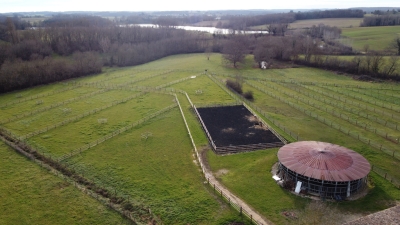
xmin=0 ymin=53 xmax=399 ymax=225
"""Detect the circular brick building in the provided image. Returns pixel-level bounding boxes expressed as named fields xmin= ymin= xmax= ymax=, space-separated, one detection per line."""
xmin=277 ymin=141 xmax=370 ymax=199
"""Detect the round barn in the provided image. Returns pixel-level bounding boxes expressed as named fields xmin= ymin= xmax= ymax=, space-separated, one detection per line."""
xmin=277 ymin=141 xmax=370 ymax=199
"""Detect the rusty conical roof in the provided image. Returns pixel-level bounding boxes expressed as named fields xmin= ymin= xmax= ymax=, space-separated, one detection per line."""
xmin=278 ymin=141 xmax=370 ymax=182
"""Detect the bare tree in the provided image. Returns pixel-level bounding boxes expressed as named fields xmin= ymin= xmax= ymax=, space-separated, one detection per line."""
xmin=370 ymin=54 xmax=384 ymax=74
xmin=390 ymin=36 xmax=400 ymax=55
xmin=363 ymin=44 xmax=370 ymax=54
xmin=267 ymin=23 xmax=288 ymax=36
xmin=6 ymin=17 xmax=19 ymax=44
xmin=382 ymin=56 xmax=399 ymax=76
xmin=204 ymin=45 xmax=212 ymax=60
xmin=99 ymin=37 xmax=111 ymax=53
xmin=352 ymin=56 xmax=363 ymax=74
xmin=222 ymin=36 xmax=248 ymax=68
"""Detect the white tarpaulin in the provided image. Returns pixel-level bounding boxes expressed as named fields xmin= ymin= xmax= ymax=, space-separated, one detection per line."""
xmin=295 ymin=181 xmax=302 ymax=194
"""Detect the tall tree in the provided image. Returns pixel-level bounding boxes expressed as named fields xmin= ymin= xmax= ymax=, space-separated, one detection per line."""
xmin=222 ymin=36 xmax=248 ymax=68
xmin=6 ymin=17 xmax=19 ymax=44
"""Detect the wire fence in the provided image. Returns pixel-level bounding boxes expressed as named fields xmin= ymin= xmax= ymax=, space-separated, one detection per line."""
xmin=322 ymin=85 xmax=400 ymax=114
xmin=0 ymin=85 xmax=79 ymax=108
xmin=19 ymin=92 xmax=147 ymax=140
xmin=215 ymin=73 xmax=398 ymax=90
xmin=250 ymin=81 xmax=400 ymax=161
xmin=194 ymin=101 xmax=243 ymax=108
xmin=58 ymin=103 xmax=178 ymax=161
xmin=208 ymin=74 xmax=295 ymax=143
xmin=0 ymin=89 xmax=109 ymax=125
xmin=299 ymin=84 xmax=400 ymax=129
xmin=246 ymin=81 xmax=400 ymax=189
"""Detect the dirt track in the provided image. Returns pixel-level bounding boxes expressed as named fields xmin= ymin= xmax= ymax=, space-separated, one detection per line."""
xmin=200 ymin=148 xmax=272 ymax=225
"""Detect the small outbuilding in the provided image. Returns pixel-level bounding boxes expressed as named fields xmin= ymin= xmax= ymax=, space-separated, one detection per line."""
xmin=277 ymin=141 xmax=370 ymax=199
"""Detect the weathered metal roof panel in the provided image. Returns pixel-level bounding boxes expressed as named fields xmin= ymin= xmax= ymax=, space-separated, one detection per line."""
xmin=277 ymin=141 xmax=371 ymax=182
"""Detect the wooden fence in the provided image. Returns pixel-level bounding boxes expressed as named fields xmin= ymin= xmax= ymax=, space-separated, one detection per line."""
xmin=215 ymin=142 xmax=285 ymax=155
xmin=176 ymin=93 xmax=268 ymax=224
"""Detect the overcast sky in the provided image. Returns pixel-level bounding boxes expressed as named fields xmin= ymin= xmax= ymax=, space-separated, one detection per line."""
xmin=1 ymin=0 xmax=399 ymax=13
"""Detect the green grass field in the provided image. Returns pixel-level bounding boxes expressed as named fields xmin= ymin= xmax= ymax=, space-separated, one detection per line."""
xmin=342 ymin=26 xmax=400 ymax=51
xmin=0 ymin=142 xmax=131 ymax=225
xmin=0 ymin=53 xmax=399 ymax=225
xmin=250 ymin=18 xmax=363 ymax=30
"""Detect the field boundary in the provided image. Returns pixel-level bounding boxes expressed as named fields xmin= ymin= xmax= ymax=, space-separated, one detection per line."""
xmin=19 ymin=92 xmax=147 ymax=140
xmin=176 ymin=93 xmax=271 ymax=225
xmin=0 ymin=129 xmax=160 ymax=224
xmin=0 ymin=89 xmax=109 ymax=125
xmin=250 ymin=81 xmax=400 ymax=161
xmin=0 ymin=85 xmax=79 ymax=108
xmin=208 ymin=74 xmax=291 ymax=143
xmin=58 ymin=103 xmax=178 ymax=161
xmin=246 ymin=81 xmax=400 ymax=188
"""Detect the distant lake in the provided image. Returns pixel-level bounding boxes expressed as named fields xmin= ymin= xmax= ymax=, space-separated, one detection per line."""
xmin=130 ymin=24 xmax=268 ymax=34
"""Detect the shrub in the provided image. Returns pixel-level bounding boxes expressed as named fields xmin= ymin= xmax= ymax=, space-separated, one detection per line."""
xmin=243 ymin=91 xmax=254 ymax=101
xmin=226 ymin=79 xmax=243 ymax=94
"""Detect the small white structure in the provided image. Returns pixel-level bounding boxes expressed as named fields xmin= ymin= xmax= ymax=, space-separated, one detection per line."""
xmin=260 ymin=61 xmax=267 ymax=69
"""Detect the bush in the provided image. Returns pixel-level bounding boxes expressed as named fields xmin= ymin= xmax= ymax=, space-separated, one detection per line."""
xmin=243 ymin=91 xmax=254 ymax=101
xmin=226 ymin=79 xmax=243 ymax=94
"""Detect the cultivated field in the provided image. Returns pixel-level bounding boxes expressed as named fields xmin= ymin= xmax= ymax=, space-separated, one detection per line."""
xmin=0 ymin=53 xmax=399 ymax=225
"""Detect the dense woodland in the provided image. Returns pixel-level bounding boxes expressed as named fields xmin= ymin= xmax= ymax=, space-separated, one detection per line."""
xmin=0 ymin=15 xmax=210 ymax=93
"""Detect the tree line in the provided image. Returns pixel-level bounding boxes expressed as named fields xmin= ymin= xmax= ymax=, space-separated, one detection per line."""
xmin=361 ymin=14 xmax=400 ymax=26
xmin=217 ymin=9 xmax=364 ymax=30
xmin=0 ymin=15 xmax=210 ymax=93
xmin=221 ymin=27 xmax=399 ymax=80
